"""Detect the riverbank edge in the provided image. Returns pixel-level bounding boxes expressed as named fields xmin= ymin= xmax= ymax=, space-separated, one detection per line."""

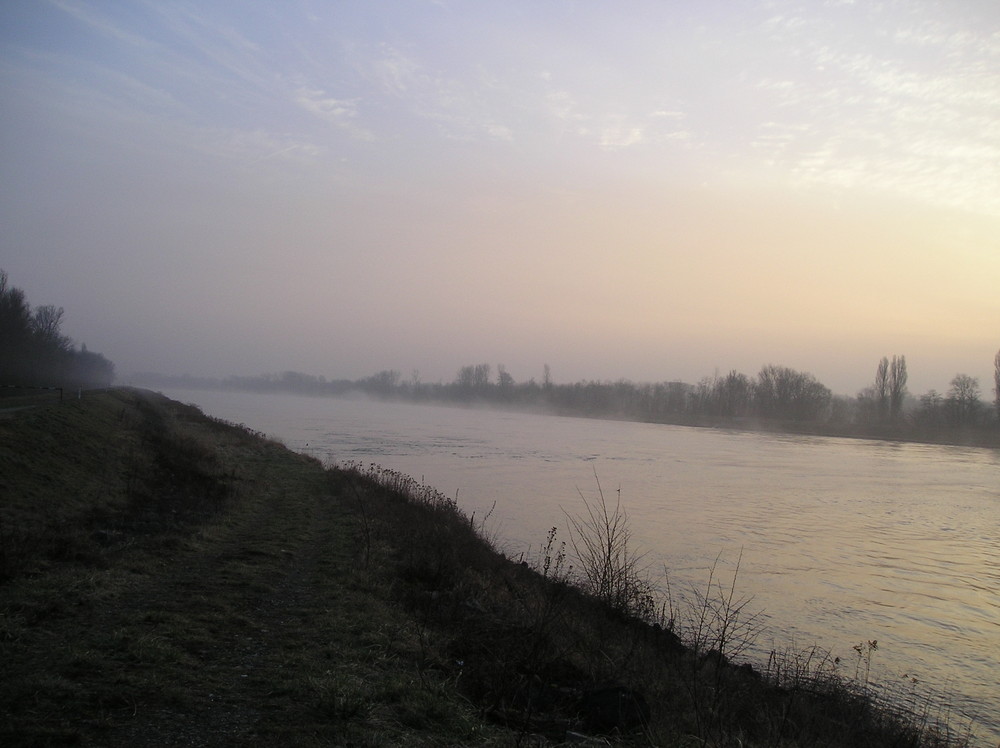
xmin=130 ymin=380 xmax=1000 ymax=450
xmin=0 ymin=388 xmax=977 ymax=746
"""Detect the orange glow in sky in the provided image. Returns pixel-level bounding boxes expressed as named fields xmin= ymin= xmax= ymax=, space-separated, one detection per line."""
xmin=2 ymin=1 xmax=997 ymax=394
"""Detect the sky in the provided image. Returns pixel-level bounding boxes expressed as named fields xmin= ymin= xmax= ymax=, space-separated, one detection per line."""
xmin=1 ymin=0 xmax=998 ymax=396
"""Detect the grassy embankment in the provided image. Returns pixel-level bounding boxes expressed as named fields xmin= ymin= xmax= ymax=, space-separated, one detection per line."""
xmin=0 ymin=389 xmax=974 ymax=746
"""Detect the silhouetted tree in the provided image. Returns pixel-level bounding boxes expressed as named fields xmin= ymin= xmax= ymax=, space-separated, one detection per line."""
xmin=473 ymin=363 xmax=491 ymax=388
xmin=855 ymin=385 xmax=879 ymax=426
xmin=496 ymin=364 xmax=514 ymax=394
xmin=858 ymin=355 xmax=906 ymax=426
xmin=715 ymin=370 xmax=752 ymax=417
xmin=692 ymin=376 xmax=716 ymax=414
xmin=662 ymin=381 xmax=691 ymax=416
xmin=455 ymin=365 xmax=475 ymax=390
xmin=994 ymin=349 xmax=1000 ymax=422
xmin=874 ymin=357 xmax=890 ymax=421
xmin=363 ymin=369 xmax=400 ymax=395
xmin=946 ymin=374 xmax=981 ymax=426
xmin=914 ymin=389 xmax=945 ymax=428
xmin=32 ymin=305 xmax=70 ymax=351
xmin=753 ymin=365 xmax=831 ymax=422
xmin=889 ymin=355 xmax=907 ymax=423
xmin=0 ymin=270 xmax=34 ymax=383
xmin=691 ymin=370 xmax=752 ymax=418
xmin=454 ymin=363 xmax=491 ymax=396
xmin=70 ymin=344 xmax=115 ymax=388
xmin=0 ymin=269 xmax=115 ymax=389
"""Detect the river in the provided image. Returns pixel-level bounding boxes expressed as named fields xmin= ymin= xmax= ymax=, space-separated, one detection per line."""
xmin=164 ymin=388 xmax=999 ymax=743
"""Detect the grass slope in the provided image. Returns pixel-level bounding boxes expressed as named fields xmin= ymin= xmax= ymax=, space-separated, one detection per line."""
xmin=0 ymin=389 xmax=973 ymax=747
xmin=1 ymin=389 xmax=508 ymax=746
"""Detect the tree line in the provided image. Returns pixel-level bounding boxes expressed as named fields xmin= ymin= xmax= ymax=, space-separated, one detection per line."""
xmin=427 ymin=357 xmax=998 ymax=434
xmin=0 ymin=270 xmax=115 ymax=391
xmin=137 ymin=350 xmax=1000 ymax=446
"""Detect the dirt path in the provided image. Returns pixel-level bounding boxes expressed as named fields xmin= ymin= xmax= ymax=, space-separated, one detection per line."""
xmin=0 ymin=391 xmax=440 ymax=746
xmin=105 ymin=461 xmax=352 ymax=745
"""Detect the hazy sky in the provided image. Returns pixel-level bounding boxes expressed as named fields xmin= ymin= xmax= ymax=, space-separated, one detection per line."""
xmin=2 ymin=1 xmax=998 ymax=396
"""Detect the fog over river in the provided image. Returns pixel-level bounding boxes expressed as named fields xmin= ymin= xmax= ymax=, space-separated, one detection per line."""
xmin=165 ymin=388 xmax=999 ymax=744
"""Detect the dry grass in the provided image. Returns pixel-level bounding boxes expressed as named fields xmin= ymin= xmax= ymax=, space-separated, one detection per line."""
xmin=0 ymin=389 xmax=977 ymax=747
xmin=0 ymin=390 xmax=510 ymax=746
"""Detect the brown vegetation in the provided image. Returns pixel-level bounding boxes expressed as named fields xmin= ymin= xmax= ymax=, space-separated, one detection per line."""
xmin=0 ymin=389 xmax=975 ymax=746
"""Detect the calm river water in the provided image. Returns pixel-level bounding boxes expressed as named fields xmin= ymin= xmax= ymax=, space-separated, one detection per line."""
xmin=166 ymin=388 xmax=998 ymax=743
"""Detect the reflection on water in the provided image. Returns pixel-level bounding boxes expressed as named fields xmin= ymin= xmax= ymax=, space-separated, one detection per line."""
xmin=166 ymin=389 xmax=999 ymax=745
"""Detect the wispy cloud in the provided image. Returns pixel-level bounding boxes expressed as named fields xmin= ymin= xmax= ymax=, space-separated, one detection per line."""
xmin=49 ymin=0 xmax=160 ymax=50
xmin=139 ymin=2 xmax=285 ymax=106
xmin=542 ymin=88 xmax=692 ymax=152
xmin=486 ymin=123 xmax=513 ymax=142
xmin=748 ymin=1 xmax=1000 ymax=214
xmin=372 ymin=45 xmax=420 ymax=95
xmin=598 ymin=124 xmax=644 ymax=150
xmin=294 ymin=87 xmax=374 ymax=141
xmin=34 ymin=2 xmax=344 ymax=165
xmin=30 ymin=1 xmax=1000 ymax=213
xmin=353 ymin=44 xmax=521 ymax=144
xmin=3 ymin=46 xmax=329 ymax=169
xmin=218 ymin=129 xmax=327 ymax=163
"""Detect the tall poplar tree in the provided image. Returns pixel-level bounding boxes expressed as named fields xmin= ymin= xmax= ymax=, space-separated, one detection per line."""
xmin=993 ymin=349 xmax=1000 ymax=421
xmin=888 ymin=355 xmax=907 ymax=422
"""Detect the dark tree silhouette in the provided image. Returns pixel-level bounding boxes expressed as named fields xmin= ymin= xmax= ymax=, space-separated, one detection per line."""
xmin=754 ymin=365 xmax=831 ymax=422
xmin=888 ymin=355 xmax=907 ymax=423
xmin=946 ymin=374 xmax=980 ymax=426
xmin=874 ymin=357 xmax=890 ymax=422
xmin=994 ymin=349 xmax=1000 ymax=422
xmin=0 ymin=269 xmax=115 ymax=390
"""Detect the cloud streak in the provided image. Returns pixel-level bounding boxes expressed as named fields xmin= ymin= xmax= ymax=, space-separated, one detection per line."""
xmin=2 ymin=0 xmax=997 ymax=393
xmin=294 ymin=87 xmax=374 ymax=141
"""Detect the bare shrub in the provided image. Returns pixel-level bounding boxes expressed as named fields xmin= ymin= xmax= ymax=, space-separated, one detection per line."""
xmin=562 ymin=472 xmax=655 ymax=620
xmin=682 ymin=549 xmax=763 ymax=663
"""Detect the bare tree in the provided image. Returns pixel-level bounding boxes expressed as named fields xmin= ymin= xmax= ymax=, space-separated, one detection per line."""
xmin=994 ymin=349 xmax=1000 ymax=422
xmin=0 ymin=269 xmax=114 ymax=388
xmin=496 ymin=364 xmax=514 ymax=393
xmin=712 ymin=370 xmax=752 ymax=417
xmin=855 ymin=385 xmax=879 ymax=426
xmin=754 ymin=365 xmax=831 ymax=422
xmin=915 ymin=389 xmax=945 ymax=428
xmin=874 ymin=357 xmax=890 ymax=422
xmin=455 ymin=363 xmax=491 ymax=393
xmin=31 ymin=305 xmax=68 ymax=349
xmin=456 ymin=365 xmax=475 ymax=389
xmin=947 ymin=374 xmax=981 ymax=426
xmin=0 ymin=270 xmax=32 ymax=351
xmin=473 ymin=362 xmax=491 ymax=388
xmin=888 ymin=355 xmax=907 ymax=422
